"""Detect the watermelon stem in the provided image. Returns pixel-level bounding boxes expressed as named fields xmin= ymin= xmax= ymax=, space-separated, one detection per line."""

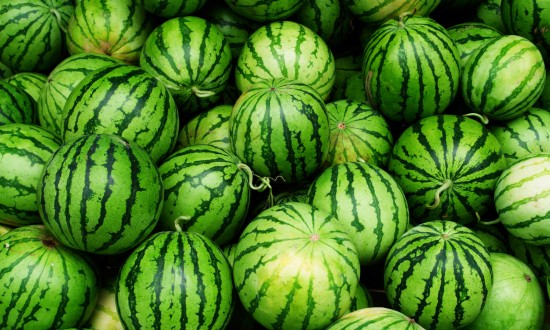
xmin=463 ymin=113 xmax=489 ymax=125
xmin=174 ymin=215 xmax=192 ymax=232
xmin=426 ymin=179 xmax=453 ymax=209
xmin=192 ymin=87 xmax=216 ymax=98
xmin=478 ymin=218 xmax=501 ymax=225
xmin=398 ymin=9 xmax=417 ymax=27
xmin=50 ymin=8 xmax=67 ymax=33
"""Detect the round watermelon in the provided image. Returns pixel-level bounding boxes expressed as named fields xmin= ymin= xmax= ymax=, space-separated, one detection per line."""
xmin=0 ymin=80 xmax=35 ymax=126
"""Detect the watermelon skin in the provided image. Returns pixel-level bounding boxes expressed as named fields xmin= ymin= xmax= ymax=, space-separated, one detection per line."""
xmin=384 ymin=220 xmax=493 ymax=330
xmin=235 ymin=20 xmax=335 ymax=101
xmin=5 ymin=72 xmax=47 ymax=103
xmin=0 ymin=81 xmax=35 ymax=126
xmin=229 ymin=78 xmax=330 ymax=184
xmin=494 ymin=153 xmax=550 ymax=245
xmin=507 ymin=233 xmax=550 ymax=283
xmin=363 ymin=16 xmax=461 ymax=124
xmin=158 ymin=144 xmax=250 ymax=246
xmin=141 ymin=0 xmax=207 ymax=18
xmin=116 ymin=231 xmax=234 ymax=330
xmin=0 ymin=124 xmax=61 ymax=227
xmin=85 ymin=276 xmax=123 ymax=330
xmin=0 ymin=0 xmax=74 ymax=73
xmin=62 ymin=63 xmax=179 ymax=163
xmin=66 ymin=0 xmax=153 ymax=64
xmin=462 ymin=35 xmax=546 ymax=121
xmin=0 ymin=225 xmax=99 ymax=330
xmin=446 ymin=22 xmax=503 ymax=70
xmin=326 ymin=307 xmax=425 ymax=330
xmin=233 ymin=202 xmax=360 ymax=330
xmin=308 ymin=162 xmax=409 ymax=266
xmin=488 ymin=108 xmax=550 ymax=165
xmin=37 ymin=134 xmax=164 ymax=255
xmin=38 ymin=53 xmax=122 ymax=137
xmin=178 ymin=104 xmax=231 ymax=150
xmin=475 ymin=0 xmax=505 ymax=32
xmin=140 ymin=16 xmax=232 ymax=116
xmin=323 ymin=100 xmax=393 ymax=169
xmin=345 ymin=0 xmax=441 ymax=26
xmin=224 ymin=0 xmax=303 ymax=22
xmin=470 ymin=223 xmax=510 ymax=254
xmin=0 ymin=60 xmax=13 ymax=79
xmin=387 ymin=115 xmax=507 ymax=225
xmin=463 ymin=253 xmax=545 ymax=330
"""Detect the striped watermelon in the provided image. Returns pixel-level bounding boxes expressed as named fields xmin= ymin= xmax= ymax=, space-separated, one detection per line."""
xmin=85 ymin=276 xmax=123 ymax=330
xmin=345 ymin=0 xmax=441 ymax=26
xmin=0 ymin=80 xmax=35 ymax=125
xmin=66 ymin=0 xmax=153 ymax=64
xmin=0 ymin=123 xmax=61 ymax=227
xmin=537 ymin=74 xmax=550 ymax=110
xmin=507 ymin=233 xmax=550 ymax=282
xmin=501 ymin=0 xmax=550 ymax=63
xmin=229 ymin=78 xmax=330 ymax=184
xmin=235 ymin=20 xmax=335 ymax=100
xmin=0 ymin=225 xmax=99 ymax=329
xmin=38 ymin=53 xmax=122 ymax=137
xmin=346 ymin=283 xmax=374 ymax=314
xmin=475 ymin=0 xmax=505 ymax=32
xmin=224 ymin=0 xmax=303 ymax=21
xmin=488 ymin=108 xmax=550 ymax=165
xmin=363 ymin=15 xmax=461 ymax=124
xmin=384 ymin=220 xmax=493 ymax=330
xmin=158 ymin=144 xmax=251 ymax=246
xmin=141 ymin=0 xmax=206 ymax=17
xmin=331 ymin=71 xmax=368 ymax=103
xmin=0 ymin=60 xmax=13 ymax=79
xmin=37 ymin=134 xmax=164 ymax=255
xmin=471 ymin=222 xmax=510 ymax=253
xmin=62 ymin=63 xmax=179 ymax=163
xmin=326 ymin=307 xmax=425 ymax=330
xmin=140 ymin=16 xmax=233 ymax=115
xmin=463 ymin=253 xmax=545 ymax=329
xmin=462 ymin=35 xmax=546 ymax=121
xmin=292 ymin=0 xmax=354 ymax=48
xmin=5 ymin=72 xmax=47 ymax=103
xmin=333 ymin=53 xmax=362 ymax=91
xmin=233 ymin=202 xmax=360 ymax=330
xmin=0 ymin=224 xmax=12 ymax=236
xmin=0 ymin=0 xmax=74 ymax=72
xmin=494 ymin=153 xmax=550 ymax=245
xmin=387 ymin=115 xmax=507 ymax=225
xmin=308 ymin=162 xmax=409 ymax=265
xmin=116 ymin=230 xmax=234 ymax=330
xmin=323 ymin=99 xmax=393 ymax=169
xmin=177 ymin=104 xmax=231 ymax=150
xmin=199 ymin=2 xmax=260 ymax=60
xmin=446 ymin=22 xmax=503 ymax=70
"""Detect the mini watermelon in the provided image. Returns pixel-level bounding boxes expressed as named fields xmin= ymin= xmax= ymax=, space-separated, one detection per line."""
xmin=37 ymin=134 xmax=164 ymax=255
xmin=177 ymin=104 xmax=232 ymax=150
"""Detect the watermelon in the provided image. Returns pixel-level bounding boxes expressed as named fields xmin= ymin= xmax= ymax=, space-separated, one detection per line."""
xmin=362 ymin=15 xmax=461 ymax=124
xmin=345 ymin=0 xmax=442 ymax=26
xmin=501 ymin=0 xmax=550 ymax=63
xmin=462 ymin=35 xmax=546 ymax=121
xmin=177 ymin=104 xmax=231 ymax=150
xmin=37 ymin=134 xmax=164 ymax=255
xmin=333 ymin=72 xmax=369 ymax=104
xmin=224 ymin=0 xmax=303 ymax=22
xmin=507 ymin=233 xmax=550 ymax=283
xmin=446 ymin=22 xmax=503 ymax=70
xmin=199 ymin=1 xmax=260 ymax=60
xmin=66 ymin=0 xmax=153 ymax=64
xmin=475 ymin=0 xmax=505 ymax=32
xmin=235 ymin=20 xmax=335 ymax=100
xmin=387 ymin=114 xmax=507 ymax=225
xmin=0 ymin=60 xmax=13 ymax=79
xmin=38 ymin=53 xmax=122 ymax=137
xmin=141 ymin=0 xmax=207 ymax=18
xmin=494 ymin=153 xmax=550 ymax=245
xmin=323 ymin=99 xmax=393 ymax=169
xmin=0 ymin=225 xmax=99 ymax=329
xmin=0 ymin=80 xmax=35 ymax=125
xmin=463 ymin=253 xmax=545 ymax=329
xmin=116 ymin=230 xmax=234 ymax=330
xmin=233 ymin=201 xmax=361 ymax=330
xmin=537 ymin=74 xmax=550 ymax=110
xmin=308 ymin=162 xmax=409 ymax=265
xmin=140 ymin=16 xmax=233 ymax=115
xmin=0 ymin=0 xmax=74 ymax=72
xmin=488 ymin=108 xmax=550 ymax=165
xmin=326 ymin=307 xmax=425 ymax=330
xmin=333 ymin=53 xmax=362 ymax=90
xmin=346 ymin=283 xmax=374 ymax=314
xmin=5 ymin=72 xmax=47 ymax=103
xmin=0 ymin=123 xmax=61 ymax=227
xmin=384 ymin=220 xmax=493 ymax=330
xmin=62 ymin=63 xmax=179 ymax=163
xmin=471 ymin=222 xmax=510 ymax=253
xmin=0 ymin=224 xmax=12 ymax=236
xmin=229 ymin=78 xmax=330 ymax=184
xmin=292 ymin=0 xmax=354 ymax=48
xmin=158 ymin=144 xmax=251 ymax=246
xmin=85 ymin=276 xmax=123 ymax=330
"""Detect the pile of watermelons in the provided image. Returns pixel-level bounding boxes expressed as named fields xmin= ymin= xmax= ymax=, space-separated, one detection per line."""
xmin=0 ymin=0 xmax=549 ymax=329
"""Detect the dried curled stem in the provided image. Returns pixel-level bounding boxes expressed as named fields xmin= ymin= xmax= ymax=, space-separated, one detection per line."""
xmin=426 ymin=179 xmax=453 ymax=209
